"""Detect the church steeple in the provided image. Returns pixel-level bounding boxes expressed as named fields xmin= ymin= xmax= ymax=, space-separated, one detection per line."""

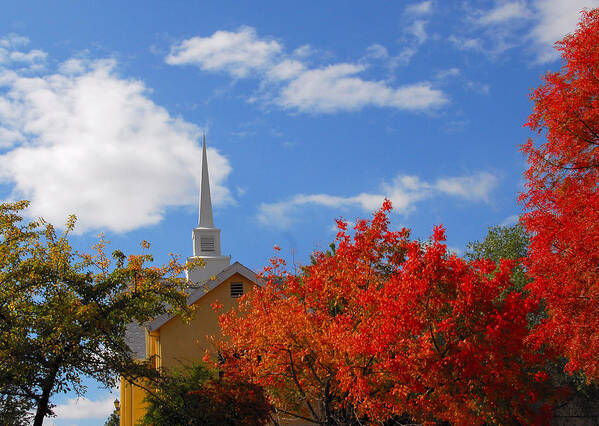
xmin=187 ymin=135 xmax=231 ymax=285
xmin=198 ymin=135 xmax=214 ymax=228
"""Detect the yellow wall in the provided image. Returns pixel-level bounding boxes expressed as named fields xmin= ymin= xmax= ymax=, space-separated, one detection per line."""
xmin=119 ymin=377 xmax=147 ymax=426
xmin=119 ymin=272 xmax=255 ymax=425
xmin=159 ymin=272 xmax=253 ymax=369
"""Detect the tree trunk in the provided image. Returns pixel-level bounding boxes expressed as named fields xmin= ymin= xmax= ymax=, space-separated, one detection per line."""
xmin=32 ymin=362 xmax=60 ymax=426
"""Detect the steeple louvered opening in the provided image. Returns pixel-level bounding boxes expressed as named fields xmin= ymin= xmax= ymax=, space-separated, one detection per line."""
xmin=200 ymin=236 xmax=215 ymax=252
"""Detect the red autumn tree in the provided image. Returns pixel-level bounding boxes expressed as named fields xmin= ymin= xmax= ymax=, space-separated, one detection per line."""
xmin=521 ymin=8 xmax=599 ymax=381
xmin=216 ymin=202 xmax=558 ymax=425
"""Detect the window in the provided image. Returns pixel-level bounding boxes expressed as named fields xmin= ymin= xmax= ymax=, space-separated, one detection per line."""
xmin=230 ymin=282 xmax=243 ymax=298
xmin=200 ymin=236 xmax=215 ymax=252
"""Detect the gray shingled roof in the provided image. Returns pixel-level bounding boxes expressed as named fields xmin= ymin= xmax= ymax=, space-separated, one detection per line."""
xmin=124 ymin=322 xmax=147 ymax=360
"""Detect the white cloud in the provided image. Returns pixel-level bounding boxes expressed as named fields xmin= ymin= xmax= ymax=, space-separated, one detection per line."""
xmin=166 ymin=27 xmax=448 ymax=114
xmin=501 ymin=214 xmax=519 ymax=226
xmin=464 ymin=80 xmax=491 ymax=95
xmin=58 ymin=58 xmax=89 ymax=74
xmin=366 ymin=42 xmax=416 ymax=69
xmin=435 ymin=67 xmax=460 ymax=79
xmin=530 ymin=0 xmax=599 ymax=62
xmin=292 ymin=44 xmax=315 ymax=58
xmin=0 ymin=127 xmax=24 ymax=147
xmin=406 ymin=20 xmax=428 ymax=44
xmin=434 ymin=172 xmax=497 ymax=202
xmin=0 ymin=33 xmax=29 ymax=48
xmin=0 ymin=35 xmax=46 ymax=73
xmin=6 ymin=49 xmax=47 ymax=63
xmin=266 ymin=59 xmax=305 ymax=81
xmin=0 ymin=45 xmax=233 ymax=233
xmin=406 ymin=1 xmax=433 ymax=15
xmin=390 ymin=18 xmax=431 ymax=66
xmin=448 ymin=35 xmax=483 ymax=51
xmin=53 ymin=393 xmax=117 ymax=420
xmin=366 ymin=44 xmax=389 ymax=60
xmin=166 ymin=26 xmax=282 ymax=78
xmin=257 ymin=172 xmax=498 ymax=229
xmin=450 ymin=2 xmax=530 ymax=58
xmin=277 ymin=64 xmax=447 ymax=113
xmin=477 ymin=1 xmax=531 ymax=25
xmin=448 ymin=0 xmax=596 ymax=62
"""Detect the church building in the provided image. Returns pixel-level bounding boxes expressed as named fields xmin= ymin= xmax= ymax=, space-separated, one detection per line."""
xmin=119 ymin=137 xmax=259 ymax=425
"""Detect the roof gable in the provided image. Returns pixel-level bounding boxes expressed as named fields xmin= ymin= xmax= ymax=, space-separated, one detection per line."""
xmin=148 ymin=261 xmax=258 ymax=331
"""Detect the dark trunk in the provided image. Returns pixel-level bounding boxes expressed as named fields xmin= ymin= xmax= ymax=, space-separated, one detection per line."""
xmin=32 ymin=362 xmax=60 ymax=426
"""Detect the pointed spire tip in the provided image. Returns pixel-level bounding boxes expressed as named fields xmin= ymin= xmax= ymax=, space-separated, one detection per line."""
xmin=198 ymin=134 xmax=214 ymax=228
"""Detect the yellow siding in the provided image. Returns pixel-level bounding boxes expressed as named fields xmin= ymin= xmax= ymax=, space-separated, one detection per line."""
xmin=119 ymin=377 xmax=147 ymax=426
xmin=147 ymin=330 xmax=161 ymax=369
xmin=119 ymin=272 xmax=255 ymax=425
xmin=159 ymin=273 xmax=254 ymax=370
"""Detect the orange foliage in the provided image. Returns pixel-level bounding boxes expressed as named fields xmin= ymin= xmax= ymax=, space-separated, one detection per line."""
xmin=216 ymin=202 xmax=557 ymax=425
xmin=521 ymin=8 xmax=599 ymax=381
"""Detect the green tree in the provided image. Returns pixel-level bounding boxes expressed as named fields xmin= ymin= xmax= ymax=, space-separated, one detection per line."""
xmin=0 ymin=201 xmax=193 ymax=426
xmin=466 ymin=222 xmax=599 ymax=421
xmin=104 ymin=408 xmax=119 ymax=426
xmin=140 ymin=363 xmax=272 ymax=426
xmin=466 ymin=223 xmax=530 ymax=290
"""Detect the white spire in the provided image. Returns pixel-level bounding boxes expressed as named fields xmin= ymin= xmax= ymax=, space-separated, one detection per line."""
xmin=188 ymin=134 xmax=231 ymax=285
xmin=199 ymin=134 xmax=214 ymax=228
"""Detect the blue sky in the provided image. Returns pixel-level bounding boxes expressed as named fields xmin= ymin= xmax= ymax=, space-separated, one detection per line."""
xmin=1 ymin=0 xmax=597 ymax=424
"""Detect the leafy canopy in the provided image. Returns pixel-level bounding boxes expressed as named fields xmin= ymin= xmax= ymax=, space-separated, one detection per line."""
xmin=466 ymin=223 xmax=530 ymax=290
xmin=0 ymin=201 xmax=193 ymax=425
xmin=217 ymin=201 xmax=558 ymax=425
xmin=521 ymin=7 xmax=599 ymax=381
xmin=140 ymin=362 xmax=272 ymax=426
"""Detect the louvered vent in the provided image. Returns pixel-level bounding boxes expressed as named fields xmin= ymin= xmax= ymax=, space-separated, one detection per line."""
xmin=200 ymin=236 xmax=215 ymax=252
xmin=230 ymin=282 xmax=243 ymax=298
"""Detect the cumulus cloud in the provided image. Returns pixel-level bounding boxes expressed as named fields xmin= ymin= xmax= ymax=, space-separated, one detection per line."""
xmin=530 ymin=0 xmax=599 ymax=62
xmin=0 ymin=34 xmax=46 ymax=70
xmin=0 ymin=40 xmax=233 ymax=233
xmin=166 ymin=26 xmax=282 ymax=77
xmin=53 ymin=391 xmax=117 ymax=420
xmin=257 ymin=172 xmax=498 ymax=229
xmin=266 ymin=59 xmax=305 ymax=81
xmin=434 ymin=173 xmax=497 ymax=202
xmin=458 ymin=0 xmax=598 ymax=62
xmin=0 ymin=34 xmax=29 ymax=48
xmin=166 ymin=27 xmax=447 ymax=114
xmin=278 ymin=64 xmax=446 ymax=113
xmin=476 ymin=1 xmax=531 ymax=25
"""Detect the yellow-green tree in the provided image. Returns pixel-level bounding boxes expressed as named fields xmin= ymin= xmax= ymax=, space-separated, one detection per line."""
xmin=0 ymin=201 xmax=192 ymax=426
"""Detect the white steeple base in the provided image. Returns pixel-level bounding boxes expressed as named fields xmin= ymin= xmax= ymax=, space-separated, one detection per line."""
xmin=186 ymin=135 xmax=231 ymax=285
xmin=186 ymin=254 xmax=231 ymax=285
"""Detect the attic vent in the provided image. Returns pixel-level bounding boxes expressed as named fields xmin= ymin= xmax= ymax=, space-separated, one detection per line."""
xmin=230 ymin=282 xmax=243 ymax=298
xmin=200 ymin=236 xmax=215 ymax=252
